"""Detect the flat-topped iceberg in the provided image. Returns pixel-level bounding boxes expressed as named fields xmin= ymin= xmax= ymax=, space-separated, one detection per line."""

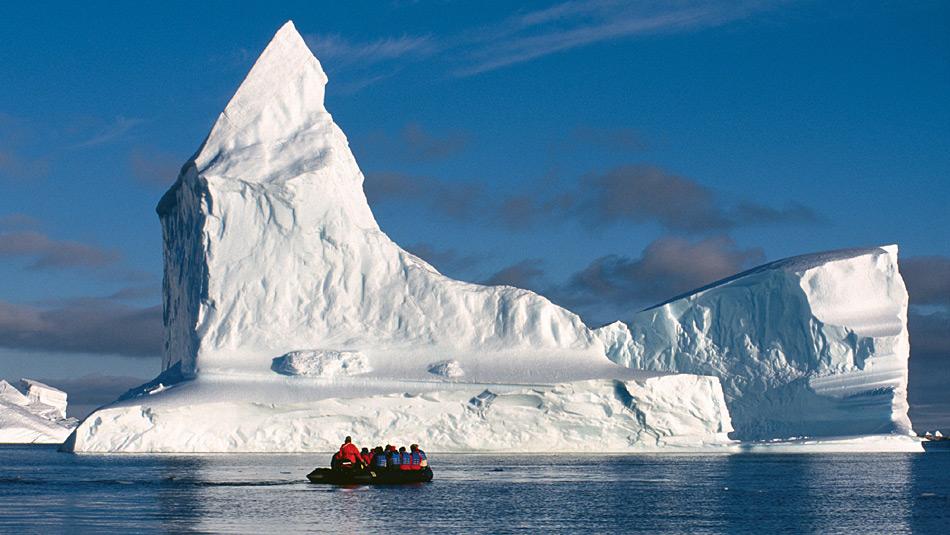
xmin=1 ymin=379 xmax=77 ymax=444
xmin=65 ymin=21 xmax=916 ymax=453
xmin=599 ymin=246 xmax=913 ymax=442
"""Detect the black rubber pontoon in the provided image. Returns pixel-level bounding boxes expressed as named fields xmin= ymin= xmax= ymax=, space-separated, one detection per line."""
xmin=306 ymin=467 xmax=434 ymax=485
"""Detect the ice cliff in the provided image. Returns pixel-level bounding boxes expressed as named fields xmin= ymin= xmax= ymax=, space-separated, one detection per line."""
xmin=0 ymin=379 xmax=77 ymax=443
xmin=599 ymin=246 xmax=913 ymax=441
xmin=66 ymin=21 xmax=914 ymax=453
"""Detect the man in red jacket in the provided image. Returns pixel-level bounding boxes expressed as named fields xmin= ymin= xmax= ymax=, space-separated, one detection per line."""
xmin=334 ymin=436 xmax=362 ymax=470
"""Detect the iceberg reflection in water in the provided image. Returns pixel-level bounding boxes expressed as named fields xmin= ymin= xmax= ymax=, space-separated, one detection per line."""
xmin=1 ymin=446 xmax=948 ymax=533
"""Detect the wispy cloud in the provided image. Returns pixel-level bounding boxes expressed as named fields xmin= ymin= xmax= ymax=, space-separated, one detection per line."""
xmin=453 ymin=0 xmax=780 ymax=76
xmin=305 ymin=34 xmax=436 ymax=68
xmin=302 ymin=34 xmax=436 ymax=92
xmin=300 ymin=1 xmax=780 ymax=90
xmin=71 ymin=116 xmax=144 ymax=149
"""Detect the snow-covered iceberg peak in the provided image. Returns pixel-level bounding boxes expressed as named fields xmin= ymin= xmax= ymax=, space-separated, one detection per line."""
xmin=157 ymin=21 xmax=602 ymax=376
xmin=598 ymin=245 xmax=913 ymax=441
xmin=195 ymin=22 xmax=336 ymax=183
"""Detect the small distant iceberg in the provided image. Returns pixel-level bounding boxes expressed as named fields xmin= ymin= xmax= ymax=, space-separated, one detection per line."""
xmin=0 ymin=379 xmax=77 ymax=444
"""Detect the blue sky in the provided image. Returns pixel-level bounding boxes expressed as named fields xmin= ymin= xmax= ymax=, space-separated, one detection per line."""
xmin=1 ymin=1 xmax=948 ymax=427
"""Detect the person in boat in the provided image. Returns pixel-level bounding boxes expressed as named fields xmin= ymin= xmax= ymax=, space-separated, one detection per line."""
xmin=387 ymin=445 xmax=402 ymax=470
xmin=360 ymin=447 xmax=373 ymax=466
xmin=370 ymin=446 xmax=388 ymax=471
xmin=333 ymin=436 xmax=363 ymax=471
xmin=399 ymin=446 xmax=413 ymax=471
xmin=410 ymin=444 xmax=427 ymax=470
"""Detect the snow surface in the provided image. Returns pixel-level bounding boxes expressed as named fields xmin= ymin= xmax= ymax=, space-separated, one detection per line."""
xmin=67 ymin=21 xmax=915 ymax=453
xmin=0 ymin=379 xmax=77 ymax=444
xmin=599 ymin=246 xmax=914 ymax=441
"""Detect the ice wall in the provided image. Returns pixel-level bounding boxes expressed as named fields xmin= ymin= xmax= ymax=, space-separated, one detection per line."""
xmin=598 ymin=246 xmax=913 ymax=441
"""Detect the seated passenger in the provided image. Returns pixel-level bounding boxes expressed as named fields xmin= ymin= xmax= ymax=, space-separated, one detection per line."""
xmin=360 ymin=447 xmax=372 ymax=467
xmin=399 ymin=446 xmax=412 ymax=471
xmin=388 ymin=446 xmax=402 ymax=470
xmin=336 ymin=436 xmax=361 ymax=470
xmin=371 ymin=446 xmax=388 ymax=470
xmin=410 ymin=444 xmax=427 ymax=469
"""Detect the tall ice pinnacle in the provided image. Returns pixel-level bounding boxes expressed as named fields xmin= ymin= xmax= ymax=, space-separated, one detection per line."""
xmin=156 ymin=20 xmax=602 ymax=376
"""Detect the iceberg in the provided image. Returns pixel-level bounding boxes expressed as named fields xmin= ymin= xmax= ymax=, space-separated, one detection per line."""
xmin=65 ymin=21 xmax=916 ymax=453
xmin=65 ymin=21 xmax=732 ymax=453
xmin=0 ymin=379 xmax=77 ymax=443
xmin=599 ymin=246 xmax=915 ymax=442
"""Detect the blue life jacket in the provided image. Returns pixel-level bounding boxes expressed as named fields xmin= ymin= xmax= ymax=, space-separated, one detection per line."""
xmin=373 ymin=453 xmax=388 ymax=468
xmin=389 ymin=451 xmax=401 ymax=466
xmin=401 ymin=451 xmax=412 ymax=465
xmin=410 ymin=451 xmax=422 ymax=465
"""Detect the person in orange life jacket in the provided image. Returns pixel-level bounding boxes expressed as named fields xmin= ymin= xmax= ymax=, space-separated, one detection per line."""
xmin=409 ymin=444 xmax=427 ymax=470
xmin=387 ymin=445 xmax=402 ymax=470
xmin=335 ymin=436 xmax=362 ymax=470
xmin=399 ymin=446 xmax=413 ymax=470
xmin=360 ymin=447 xmax=373 ymax=466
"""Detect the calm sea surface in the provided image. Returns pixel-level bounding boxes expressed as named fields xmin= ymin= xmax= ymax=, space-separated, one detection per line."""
xmin=1 ymin=445 xmax=948 ymax=533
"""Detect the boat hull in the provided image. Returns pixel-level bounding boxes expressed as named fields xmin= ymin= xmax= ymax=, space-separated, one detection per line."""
xmin=306 ymin=467 xmax=434 ymax=485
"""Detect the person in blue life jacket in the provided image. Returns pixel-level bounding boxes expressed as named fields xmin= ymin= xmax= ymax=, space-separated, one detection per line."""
xmin=399 ymin=446 xmax=412 ymax=471
xmin=410 ymin=444 xmax=427 ymax=470
xmin=371 ymin=446 xmax=388 ymax=471
xmin=387 ymin=445 xmax=402 ymax=470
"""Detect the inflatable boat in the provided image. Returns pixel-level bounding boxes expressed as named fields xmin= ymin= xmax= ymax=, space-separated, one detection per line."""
xmin=306 ymin=466 xmax=434 ymax=485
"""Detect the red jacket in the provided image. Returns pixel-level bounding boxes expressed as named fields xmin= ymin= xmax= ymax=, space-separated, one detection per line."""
xmin=360 ymin=452 xmax=373 ymax=465
xmin=339 ymin=443 xmax=361 ymax=464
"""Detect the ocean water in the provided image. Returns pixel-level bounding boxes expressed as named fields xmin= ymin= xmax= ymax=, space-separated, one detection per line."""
xmin=1 ymin=446 xmax=948 ymax=534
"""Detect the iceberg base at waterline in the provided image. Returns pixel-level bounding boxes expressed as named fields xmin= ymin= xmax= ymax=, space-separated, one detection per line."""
xmin=65 ymin=370 xmax=735 ymax=453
